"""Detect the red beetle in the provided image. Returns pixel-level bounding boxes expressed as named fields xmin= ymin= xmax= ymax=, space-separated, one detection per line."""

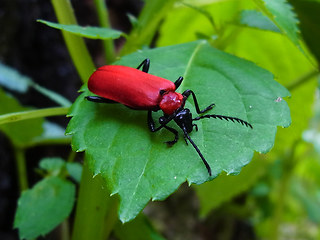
xmin=86 ymin=59 xmax=252 ymax=176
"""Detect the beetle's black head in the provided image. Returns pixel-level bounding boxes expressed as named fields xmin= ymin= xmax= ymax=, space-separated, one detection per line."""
xmin=173 ymin=108 xmax=193 ymax=133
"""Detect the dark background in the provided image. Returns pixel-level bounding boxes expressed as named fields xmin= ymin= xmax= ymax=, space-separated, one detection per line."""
xmin=0 ymin=1 xmax=141 ymax=239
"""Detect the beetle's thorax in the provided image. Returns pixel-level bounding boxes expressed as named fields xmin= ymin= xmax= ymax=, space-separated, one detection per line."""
xmin=159 ymin=91 xmax=184 ymax=115
xmin=174 ymin=108 xmax=193 ymax=133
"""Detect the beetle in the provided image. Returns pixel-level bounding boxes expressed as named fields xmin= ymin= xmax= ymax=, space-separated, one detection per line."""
xmin=86 ymin=59 xmax=252 ymax=176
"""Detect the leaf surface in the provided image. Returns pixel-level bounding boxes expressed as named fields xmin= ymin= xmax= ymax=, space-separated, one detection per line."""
xmin=66 ymin=41 xmax=290 ymax=222
xmin=240 ymin=10 xmax=280 ymax=32
xmin=289 ymin=0 xmax=320 ymax=64
xmin=38 ymin=20 xmax=125 ymax=40
xmin=0 ymin=88 xmax=43 ymax=146
xmin=253 ymin=0 xmax=302 ymax=50
xmin=14 ymin=176 xmax=75 ymax=240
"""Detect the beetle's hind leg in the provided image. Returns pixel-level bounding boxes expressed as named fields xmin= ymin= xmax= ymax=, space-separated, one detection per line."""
xmin=137 ymin=59 xmax=150 ymax=73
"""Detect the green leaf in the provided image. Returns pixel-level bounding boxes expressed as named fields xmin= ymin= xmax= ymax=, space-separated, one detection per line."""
xmin=66 ymin=41 xmax=290 ymax=222
xmin=14 ymin=176 xmax=75 ymax=240
xmin=39 ymin=157 xmax=82 ymax=182
xmin=0 ymin=63 xmax=71 ymax=106
xmin=31 ymin=121 xmax=70 ymax=144
xmin=224 ymin=24 xmax=317 ymax=157
xmin=39 ymin=157 xmax=66 ymax=175
xmin=253 ymin=0 xmax=302 ymax=50
xmin=240 ymin=10 xmax=280 ymax=32
xmin=0 ymin=63 xmax=30 ymax=93
xmin=194 ymin=156 xmax=267 ymax=217
xmin=157 ymin=1 xmax=254 ymax=47
xmin=289 ymin=0 xmax=320 ymax=65
xmin=38 ymin=20 xmax=125 ymax=40
xmin=0 ymin=88 xmax=43 ymax=146
xmin=66 ymin=162 xmax=83 ymax=183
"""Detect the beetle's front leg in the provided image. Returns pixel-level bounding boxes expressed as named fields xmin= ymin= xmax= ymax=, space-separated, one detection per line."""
xmin=182 ymin=89 xmax=215 ymax=114
xmin=148 ymin=110 xmax=178 ymax=146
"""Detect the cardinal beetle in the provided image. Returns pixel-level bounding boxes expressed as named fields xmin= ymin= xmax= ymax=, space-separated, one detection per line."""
xmin=86 ymin=59 xmax=253 ymax=176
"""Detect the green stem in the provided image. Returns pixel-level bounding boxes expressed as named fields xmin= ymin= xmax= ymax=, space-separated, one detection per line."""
xmin=71 ymin=161 xmax=118 ymax=240
xmin=120 ymin=0 xmax=178 ymax=56
xmin=0 ymin=107 xmax=69 ymax=125
xmin=269 ymin=141 xmax=299 ymax=240
xmin=51 ymin=0 xmax=95 ymax=83
xmin=93 ymin=0 xmax=116 ymax=63
xmin=66 ymin=149 xmax=76 ymax=163
xmin=60 ymin=220 xmax=70 ymax=240
xmin=14 ymin=147 xmax=28 ymax=191
xmin=286 ymin=70 xmax=319 ymax=91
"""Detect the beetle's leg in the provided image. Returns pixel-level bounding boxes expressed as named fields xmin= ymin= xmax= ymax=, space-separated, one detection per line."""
xmin=86 ymin=96 xmax=118 ymax=104
xmin=193 ymin=123 xmax=198 ymax=131
xmin=183 ymin=135 xmax=189 ymax=145
xmin=163 ymin=126 xmax=179 ymax=146
xmin=148 ymin=110 xmax=175 ymax=131
xmin=147 ymin=110 xmax=160 ymax=132
xmin=182 ymin=89 xmax=215 ymax=114
xmin=148 ymin=111 xmax=178 ymax=145
xmin=137 ymin=58 xmax=150 ymax=73
xmin=174 ymin=76 xmax=184 ymax=90
xmin=181 ymin=124 xmax=212 ymax=176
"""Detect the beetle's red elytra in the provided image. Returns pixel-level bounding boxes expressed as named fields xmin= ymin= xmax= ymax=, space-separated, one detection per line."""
xmin=86 ymin=59 xmax=253 ymax=176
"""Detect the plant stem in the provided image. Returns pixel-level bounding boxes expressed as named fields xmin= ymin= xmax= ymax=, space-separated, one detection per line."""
xmin=0 ymin=107 xmax=69 ymax=125
xmin=120 ymin=0 xmax=177 ymax=56
xmin=51 ymin=0 xmax=95 ymax=83
xmin=71 ymin=161 xmax=118 ymax=240
xmin=60 ymin=220 xmax=70 ymax=240
xmin=93 ymin=0 xmax=116 ymax=63
xmin=14 ymin=147 xmax=28 ymax=191
xmin=286 ymin=70 xmax=319 ymax=91
xmin=269 ymin=141 xmax=299 ymax=240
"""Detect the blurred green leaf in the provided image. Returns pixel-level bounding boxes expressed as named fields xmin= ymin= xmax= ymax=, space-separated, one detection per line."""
xmin=224 ymin=26 xmax=317 ymax=157
xmin=38 ymin=20 xmax=125 ymax=40
xmin=39 ymin=157 xmax=82 ymax=182
xmin=0 ymin=63 xmax=30 ymax=93
xmin=289 ymin=0 xmax=320 ymax=65
xmin=253 ymin=0 xmax=302 ymax=51
xmin=158 ymin=1 xmax=254 ymax=47
xmin=195 ymin=156 xmax=267 ymax=217
xmin=0 ymin=63 xmax=71 ymax=106
xmin=39 ymin=157 xmax=66 ymax=176
xmin=291 ymin=178 xmax=320 ymax=223
xmin=0 ymin=88 xmax=44 ymax=146
xmin=240 ymin=10 xmax=280 ymax=32
xmin=66 ymin=41 xmax=290 ymax=222
xmin=114 ymin=214 xmax=165 ymax=240
xmin=66 ymin=162 xmax=83 ymax=183
xmin=14 ymin=176 xmax=75 ymax=240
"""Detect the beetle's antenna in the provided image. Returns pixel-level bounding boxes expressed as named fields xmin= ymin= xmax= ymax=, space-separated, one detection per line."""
xmin=193 ymin=114 xmax=253 ymax=129
xmin=181 ymin=125 xmax=212 ymax=176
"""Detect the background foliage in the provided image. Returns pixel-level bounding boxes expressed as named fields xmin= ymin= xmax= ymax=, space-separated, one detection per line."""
xmin=0 ymin=0 xmax=319 ymax=239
